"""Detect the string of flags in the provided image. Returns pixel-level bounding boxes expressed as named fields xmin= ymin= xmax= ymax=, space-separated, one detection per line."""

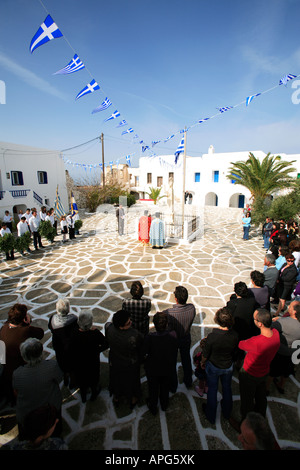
xmin=29 ymin=9 xmax=299 ymax=170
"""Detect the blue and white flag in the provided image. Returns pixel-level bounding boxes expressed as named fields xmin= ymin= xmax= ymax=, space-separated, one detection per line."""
xmin=246 ymin=93 xmax=261 ymax=106
xmin=116 ymin=120 xmax=127 ymax=128
xmin=217 ymin=106 xmax=233 ymax=113
xmin=164 ymin=134 xmax=174 ymax=142
xmin=152 ymin=140 xmax=160 ymax=147
xmin=30 ymin=15 xmax=63 ymax=53
xmin=70 ymin=191 xmax=78 ymax=216
xmin=75 ymin=79 xmax=100 ymax=100
xmin=104 ymin=110 xmax=120 ymax=122
xmin=174 ymin=135 xmax=185 ymax=164
xmin=54 ymin=54 xmax=85 ymax=75
xmin=126 ymin=155 xmax=131 ymax=166
xmin=142 ymin=145 xmax=149 ymax=152
xmin=279 ymin=74 xmax=297 ymax=86
xmin=198 ymin=118 xmax=209 ymax=124
xmin=121 ymin=128 xmax=134 ymax=135
xmin=92 ymin=98 xmax=112 ymax=114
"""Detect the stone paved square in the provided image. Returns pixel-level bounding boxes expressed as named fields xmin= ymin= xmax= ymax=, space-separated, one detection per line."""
xmin=0 ymin=205 xmax=300 ymax=451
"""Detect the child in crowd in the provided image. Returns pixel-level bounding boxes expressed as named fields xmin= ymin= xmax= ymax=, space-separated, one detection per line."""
xmin=60 ymin=215 xmax=68 ymax=243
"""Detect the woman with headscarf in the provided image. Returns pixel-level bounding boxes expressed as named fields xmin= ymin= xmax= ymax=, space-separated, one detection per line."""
xmin=68 ymin=311 xmax=108 ymax=403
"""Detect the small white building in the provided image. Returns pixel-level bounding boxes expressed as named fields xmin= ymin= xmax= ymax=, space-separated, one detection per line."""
xmin=129 ymin=146 xmax=300 ymax=208
xmin=0 ymin=142 xmax=68 ymax=223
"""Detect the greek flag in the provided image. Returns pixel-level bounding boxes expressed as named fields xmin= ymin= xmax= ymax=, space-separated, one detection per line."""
xmin=116 ymin=120 xmax=127 ymax=127
xmin=75 ymin=79 xmax=100 ymax=100
xmin=92 ymin=97 xmax=112 ymax=114
xmin=198 ymin=118 xmax=209 ymax=123
xmin=246 ymin=93 xmax=261 ymax=106
xmin=126 ymin=155 xmax=131 ymax=166
xmin=104 ymin=110 xmax=120 ymax=122
xmin=30 ymin=15 xmax=63 ymax=53
xmin=142 ymin=145 xmax=149 ymax=152
xmin=54 ymin=186 xmax=66 ymax=218
xmin=217 ymin=106 xmax=233 ymax=113
xmin=152 ymin=140 xmax=160 ymax=147
xmin=121 ymin=128 xmax=134 ymax=135
xmin=174 ymin=135 xmax=185 ymax=164
xmin=164 ymin=134 xmax=174 ymax=142
xmin=54 ymin=54 xmax=85 ymax=75
xmin=279 ymin=74 xmax=297 ymax=86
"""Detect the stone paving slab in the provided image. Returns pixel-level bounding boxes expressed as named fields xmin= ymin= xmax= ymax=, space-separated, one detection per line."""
xmin=0 ymin=204 xmax=300 ymax=451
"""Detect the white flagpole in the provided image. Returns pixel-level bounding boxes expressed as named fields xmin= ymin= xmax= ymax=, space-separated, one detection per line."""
xmin=181 ymin=128 xmax=187 ymax=234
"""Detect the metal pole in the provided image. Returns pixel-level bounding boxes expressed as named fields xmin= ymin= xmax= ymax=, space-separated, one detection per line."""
xmin=182 ymin=128 xmax=187 ymax=234
xmin=101 ymin=133 xmax=105 ymax=187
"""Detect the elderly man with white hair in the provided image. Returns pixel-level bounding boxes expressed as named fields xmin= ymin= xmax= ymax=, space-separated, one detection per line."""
xmin=68 ymin=311 xmax=109 ymax=403
xmin=48 ymin=298 xmax=78 ymax=386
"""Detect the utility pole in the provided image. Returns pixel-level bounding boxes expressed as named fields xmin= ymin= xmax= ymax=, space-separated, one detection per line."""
xmin=100 ymin=133 xmax=105 ymax=187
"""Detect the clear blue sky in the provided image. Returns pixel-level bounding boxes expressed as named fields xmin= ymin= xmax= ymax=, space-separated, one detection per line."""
xmin=1 ymin=0 xmax=300 ymax=182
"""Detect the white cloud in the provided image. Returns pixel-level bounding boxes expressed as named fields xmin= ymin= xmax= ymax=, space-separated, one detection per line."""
xmin=0 ymin=52 xmax=68 ymax=101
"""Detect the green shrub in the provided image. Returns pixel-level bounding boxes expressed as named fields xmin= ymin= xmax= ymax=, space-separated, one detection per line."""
xmin=15 ymin=232 xmax=32 ymax=253
xmin=74 ymin=219 xmax=83 ymax=231
xmin=38 ymin=220 xmax=56 ymax=242
xmin=0 ymin=233 xmax=15 ymax=253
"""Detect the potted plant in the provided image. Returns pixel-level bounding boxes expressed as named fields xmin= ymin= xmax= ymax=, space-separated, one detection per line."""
xmin=0 ymin=233 xmax=15 ymax=260
xmin=74 ymin=219 xmax=83 ymax=235
xmin=38 ymin=220 xmax=56 ymax=243
xmin=15 ymin=232 xmax=32 ymax=254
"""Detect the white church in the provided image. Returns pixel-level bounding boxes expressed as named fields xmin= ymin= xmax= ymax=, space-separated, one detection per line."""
xmin=129 ymin=146 xmax=300 ymax=208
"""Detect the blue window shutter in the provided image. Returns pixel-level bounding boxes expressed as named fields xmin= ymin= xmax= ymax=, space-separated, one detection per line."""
xmin=213 ymin=171 xmax=219 ymax=182
xmin=44 ymin=171 xmax=48 ymax=184
xmin=195 ymin=172 xmax=200 ymax=182
xmin=18 ymin=172 xmax=24 ymax=185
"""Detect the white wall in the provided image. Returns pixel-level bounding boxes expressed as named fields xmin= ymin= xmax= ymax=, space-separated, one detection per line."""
xmin=0 ymin=142 xmax=68 ymax=222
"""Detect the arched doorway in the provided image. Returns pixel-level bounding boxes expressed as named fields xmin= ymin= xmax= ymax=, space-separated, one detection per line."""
xmin=13 ymin=203 xmax=27 ymax=223
xmin=229 ymin=193 xmax=245 ymax=208
xmin=205 ymin=192 xmax=218 ymax=206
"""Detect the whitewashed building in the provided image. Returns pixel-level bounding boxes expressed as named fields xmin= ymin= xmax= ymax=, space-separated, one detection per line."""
xmin=0 ymin=142 xmax=68 ymax=223
xmin=129 ymin=146 xmax=300 ymax=208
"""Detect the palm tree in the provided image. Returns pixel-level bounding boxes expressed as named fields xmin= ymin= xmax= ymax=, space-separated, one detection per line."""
xmin=146 ymin=186 xmax=166 ymax=205
xmin=227 ymin=152 xmax=296 ymax=204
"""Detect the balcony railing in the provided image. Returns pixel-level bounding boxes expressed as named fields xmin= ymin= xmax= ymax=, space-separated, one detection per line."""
xmin=9 ymin=189 xmax=31 ymax=198
xmin=33 ymin=191 xmax=43 ymax=205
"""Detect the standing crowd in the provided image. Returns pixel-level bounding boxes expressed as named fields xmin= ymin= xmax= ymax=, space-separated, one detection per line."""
xmin=0 ymin=207 xmax=80 ymax=260
xmin=1 ymin=208 xmax=300 ymax=451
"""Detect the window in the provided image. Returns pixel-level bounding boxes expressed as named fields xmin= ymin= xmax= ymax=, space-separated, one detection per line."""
xmin=11 ymin=171 xmax=24 ymax=186
xmin=169 ymin=172 xmax=174 ymax=182
xmin=134 ymin=176 xmax=139 ymax=186
xmin=147 ymin=173 xmax=152 ymax=184
xmin=213 ymin=171 xmax=219 ymax=183
xmin=37 ymin=171 xmax=48 ymax=184
xmin=157 ymin=176 xmax=163 ymax=187
xmin=231 ymin=173 xmax=241 ymax=184
xmin=195 ymin=172 xmax=201 ymax=182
